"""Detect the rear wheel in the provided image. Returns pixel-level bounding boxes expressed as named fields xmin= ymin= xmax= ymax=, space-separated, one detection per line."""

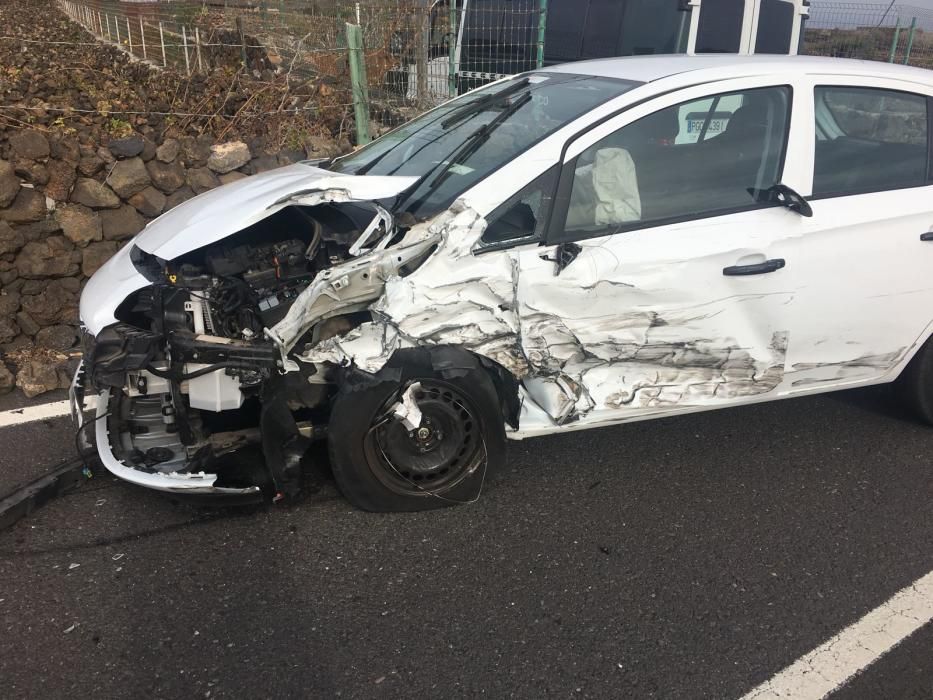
xmin=896 ymin=336 xmax=933 ymax=424
xmin=328 ymin=349 xmax=506 ymax=512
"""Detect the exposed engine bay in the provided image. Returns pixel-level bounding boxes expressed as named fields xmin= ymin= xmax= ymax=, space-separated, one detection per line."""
xmin=75 ymin=194 xmax=437 ymax=500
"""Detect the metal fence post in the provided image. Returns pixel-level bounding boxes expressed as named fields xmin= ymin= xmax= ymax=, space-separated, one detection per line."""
xmin=97 ymin=11 xmax=102 ymax=37
xmin=195 ymin=27 xmax=203 ymax=72
xmin=888 ymin=17 xmax=901 ymax=63
xmin=236 ymin=16 xmax=247 ymax=70
xmin=536 ymin=0 xmax=548 ymax=69
xmin=346 ymin=22 xmax=371 ymax=146
xmin=126 ymin=17 xmax=132 ymax=53
xmin=115 ymin=14 xmax=120 ymax=44
xmin=159 ymin=21 xmax=167 ymax=67
xmin=448 ymin=0 xmax=458 ymax=98
xmin=140 ymin=17 xmax=147 ymax=60
xmin=182 ymin=26 xmax=190 ymax=75
xmin=903 ymin=17 xmax=917 ymax=65
xmin=416 ymin=8 xmax=429 ymax=106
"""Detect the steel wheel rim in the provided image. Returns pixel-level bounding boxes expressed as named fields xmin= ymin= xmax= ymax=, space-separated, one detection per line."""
xmin=364 ymin=380 xmax=485 ymax=497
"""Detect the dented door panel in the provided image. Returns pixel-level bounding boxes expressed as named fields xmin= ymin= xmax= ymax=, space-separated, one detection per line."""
xmin=514 ymin=207 xmax=801 ymax=427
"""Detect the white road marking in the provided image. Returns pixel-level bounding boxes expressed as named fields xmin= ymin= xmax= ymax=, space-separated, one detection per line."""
xmin=742 ymin=570 xmax=933 ymax=699
xmin=0 ymin=399 xmax=74 ymax=427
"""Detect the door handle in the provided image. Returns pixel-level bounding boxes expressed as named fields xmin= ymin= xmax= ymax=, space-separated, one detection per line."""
xmin=723 ymin=258 xmax=786 ymax=276
xmin=921 ymin=232 xmax=933 ymax=241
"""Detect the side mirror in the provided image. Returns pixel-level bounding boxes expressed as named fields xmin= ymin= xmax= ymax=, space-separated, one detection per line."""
xmin=540 ymin=242 xmax=582 ymax=276
xmin=750 ymin=184 xmax=813 ymax=218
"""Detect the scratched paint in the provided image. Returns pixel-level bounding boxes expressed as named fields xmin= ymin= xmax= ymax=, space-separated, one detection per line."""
xmin=290 ymin=203 xmax=796 ymax=430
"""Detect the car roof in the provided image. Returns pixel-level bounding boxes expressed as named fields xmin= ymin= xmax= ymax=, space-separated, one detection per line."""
xmin=541 ymin=54 xmax=933 ymax=87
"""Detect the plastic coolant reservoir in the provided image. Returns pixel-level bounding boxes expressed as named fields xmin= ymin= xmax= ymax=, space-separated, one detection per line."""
xmin=184 ymin=365 xmax=244 ymax=412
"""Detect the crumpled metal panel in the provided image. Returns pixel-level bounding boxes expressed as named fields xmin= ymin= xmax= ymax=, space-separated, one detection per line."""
xmin=284 ymin=201 xmax=797 ymax=431
xmin=293 ymin=203 xmax=529 ymax=378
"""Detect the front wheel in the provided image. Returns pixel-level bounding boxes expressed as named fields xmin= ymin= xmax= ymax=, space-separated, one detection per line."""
xmin=328 ymin=349 xmax=506 ymax=512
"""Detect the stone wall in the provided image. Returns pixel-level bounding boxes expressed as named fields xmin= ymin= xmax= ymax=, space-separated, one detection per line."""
xmin=0 ymin=0 xmax=365 ymax=396
xmin=0 ymin=130 xmax=343 ymax=397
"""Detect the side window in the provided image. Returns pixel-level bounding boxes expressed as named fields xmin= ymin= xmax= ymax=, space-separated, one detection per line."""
xmin=813 ymin=86 xmax=929 ymax=197
xmin=562 ymin=86 xmax=790 ymax=236
xmin=480 ymin=166 xmax=559 ymax=247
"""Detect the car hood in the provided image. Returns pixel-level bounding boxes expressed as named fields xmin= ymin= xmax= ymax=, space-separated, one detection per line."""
xmin=133 ymin=163 xmax=418 ymax=260
xmin=80 ymin=163 xmax=418 ymax=335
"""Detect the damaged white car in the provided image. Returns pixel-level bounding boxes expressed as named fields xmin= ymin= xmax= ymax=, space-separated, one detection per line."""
xmin=73 ymin=55 xmax=933 ymax=511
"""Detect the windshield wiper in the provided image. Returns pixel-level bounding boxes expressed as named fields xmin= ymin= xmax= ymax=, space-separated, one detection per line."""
xmin=425 ymin=91 xmax=533 ymax=194
xmin=353 ymin=79 xmax=531 ymax=179
xmin=440 ymin=78 xmax=531 ymax=130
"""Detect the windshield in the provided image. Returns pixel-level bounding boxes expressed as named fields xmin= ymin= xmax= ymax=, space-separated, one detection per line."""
xmin=329 ymin=73 xmax=638 ymax=218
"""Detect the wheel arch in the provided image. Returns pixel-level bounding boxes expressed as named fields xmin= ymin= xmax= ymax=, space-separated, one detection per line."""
xmin=402 ymin=345 xmax=522 ymax=431
xmin=334 ymin=344 xmax=522 ymax=430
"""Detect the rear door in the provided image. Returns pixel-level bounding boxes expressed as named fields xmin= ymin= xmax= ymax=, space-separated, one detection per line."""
xmin=784 ymin=76 xmax=933 ymax=391
xmin=506 ymin=78 xmax=811 ymax=427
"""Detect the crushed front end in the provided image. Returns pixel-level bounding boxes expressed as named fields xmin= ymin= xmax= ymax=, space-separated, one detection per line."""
xmin=72 ymin=164 xmax=436 ymax=500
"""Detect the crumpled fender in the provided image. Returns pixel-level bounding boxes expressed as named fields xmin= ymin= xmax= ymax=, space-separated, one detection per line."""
xmin=285 ymin=202 xmax=529 ymax=379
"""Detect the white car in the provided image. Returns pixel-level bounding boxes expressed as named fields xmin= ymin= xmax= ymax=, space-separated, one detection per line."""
xmin=73 ymin=55 xmax=933 ymax=511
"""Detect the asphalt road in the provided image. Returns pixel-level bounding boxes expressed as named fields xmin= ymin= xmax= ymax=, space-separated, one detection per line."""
xmin=0 ymin=384 xmax=931 ymax=698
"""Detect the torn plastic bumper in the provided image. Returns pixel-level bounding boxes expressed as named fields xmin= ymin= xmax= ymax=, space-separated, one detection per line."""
xmin=89 ymin=388 xmax=261 ymax=496
xmin=69 ymin=360 xmax=91 ymax=452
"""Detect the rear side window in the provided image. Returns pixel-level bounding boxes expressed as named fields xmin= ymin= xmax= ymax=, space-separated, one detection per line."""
xmin=813 ymin=86 xmax=929 ymax=197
